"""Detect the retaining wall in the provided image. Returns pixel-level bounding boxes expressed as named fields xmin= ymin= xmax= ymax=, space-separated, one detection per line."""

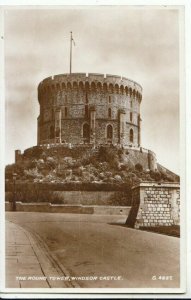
xmin=5 ymin=202 xmax=131 ymax=216
xmin=5 ymin=190 xmax=130 ymax=206
xmin=51 ymin=191 xmax=118 ymax=205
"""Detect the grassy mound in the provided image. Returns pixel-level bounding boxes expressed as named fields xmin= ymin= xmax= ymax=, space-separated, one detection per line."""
xmin=6 ymin=145 xmax=179 ymax=187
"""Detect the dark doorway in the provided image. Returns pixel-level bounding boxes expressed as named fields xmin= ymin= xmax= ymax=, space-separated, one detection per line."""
xmin=83 ymin=123 xmax=90 ymax=143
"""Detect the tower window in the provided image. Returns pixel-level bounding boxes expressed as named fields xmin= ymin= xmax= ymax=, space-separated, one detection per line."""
xmin=86 ymin=93 xmax=88 ymax=103
xmin=85 ymin=105 xmax=89 ymax=118
xmin=65 ymin=107 xmax=68 ymax=117
xmin=83 ymin=123 xmax=90 ymax=141
xmin=130 ymin=112 xmax=133 ymax=122
xmin=130 ymin=129 xmax=134 ymax=143
xmin=108 ymin=108 xmax=111 ymax=118
xmin=107 ymin=124 xmax=113 ymax=140
xmin=130 ymin=100 xmax=133 ymax=108
xmin=109 ymin=96 xmax=111 ymax=103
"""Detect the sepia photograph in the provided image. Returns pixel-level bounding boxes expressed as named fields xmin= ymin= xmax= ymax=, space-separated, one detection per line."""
xmin=1 ymin=3 xmax=187 ymax=296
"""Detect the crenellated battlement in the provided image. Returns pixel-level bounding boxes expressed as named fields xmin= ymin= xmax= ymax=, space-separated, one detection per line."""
xmin=38 ymin=73 xmax=142 ymax=99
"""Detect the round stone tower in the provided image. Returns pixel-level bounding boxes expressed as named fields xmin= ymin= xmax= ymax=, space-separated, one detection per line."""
xmin=37 ymin=73 xmax=142 ymax=147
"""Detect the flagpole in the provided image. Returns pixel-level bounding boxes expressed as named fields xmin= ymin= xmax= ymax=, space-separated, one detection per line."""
xmin=70 ymin=31 xmax=72 ymax=74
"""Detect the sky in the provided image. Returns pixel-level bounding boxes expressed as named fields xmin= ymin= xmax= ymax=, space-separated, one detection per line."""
xmin=4 ymin=6 xmax=181 ymax=174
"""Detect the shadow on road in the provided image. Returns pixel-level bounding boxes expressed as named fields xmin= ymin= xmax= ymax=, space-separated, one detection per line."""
xmin=108 ymin=222 xmax=180 ymax=238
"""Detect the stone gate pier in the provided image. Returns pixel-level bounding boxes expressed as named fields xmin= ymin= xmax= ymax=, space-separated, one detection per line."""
xmin=127 ymin=182 xmax=180 ymax=228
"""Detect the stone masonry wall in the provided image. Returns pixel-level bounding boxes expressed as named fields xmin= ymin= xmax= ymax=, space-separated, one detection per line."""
xmin=37 ymin=73 xmax=142 ymax=147
xmin=129 ymin=182 xmax=180 ymax=228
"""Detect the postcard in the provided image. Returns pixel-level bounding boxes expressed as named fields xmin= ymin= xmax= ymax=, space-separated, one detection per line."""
xmin=0 ymin=2 xmax=188 ymax=298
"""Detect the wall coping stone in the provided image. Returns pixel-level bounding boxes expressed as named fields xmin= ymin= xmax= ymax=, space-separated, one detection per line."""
xmin=6 ymin=202 xmax=131 ymax=209
xmin=18 ymin=144 xmax=156 ymax=156
xmin=132 ymin=182 xmax=180 ymax=190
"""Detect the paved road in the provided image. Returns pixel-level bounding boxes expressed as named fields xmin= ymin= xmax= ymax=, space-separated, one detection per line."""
xmin=6 ymin=212 xmax=180 ymax=289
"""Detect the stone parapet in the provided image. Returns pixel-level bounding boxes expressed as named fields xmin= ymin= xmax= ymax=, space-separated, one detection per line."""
xmin=127 ymin=182 xmax=180 ymax=228
xmin=38 ymin=73 xmax=142 ymax=95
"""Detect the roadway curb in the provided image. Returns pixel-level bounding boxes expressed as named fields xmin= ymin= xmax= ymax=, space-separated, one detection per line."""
xmin=8 ymin=221 xmax=80 ymax=288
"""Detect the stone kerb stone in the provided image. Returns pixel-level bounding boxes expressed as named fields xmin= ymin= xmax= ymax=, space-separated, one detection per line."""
xmin=131 ymin=182 xmax=180 ymax=228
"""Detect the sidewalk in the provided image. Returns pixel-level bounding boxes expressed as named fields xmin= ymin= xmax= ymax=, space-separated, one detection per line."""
xmin=6 ymin=221 xmax=74 ymax=288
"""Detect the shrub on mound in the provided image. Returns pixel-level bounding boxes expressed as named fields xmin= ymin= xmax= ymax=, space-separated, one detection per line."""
xmin=150 ymin=170 xmax=162 ymax=181
xmin=97 ymin=146 xmax=118 ymax=169
xmin=24 ymin=146 xmax=44 ymax=159
xmin=135 ymin=163 xmax=143 ymax=172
